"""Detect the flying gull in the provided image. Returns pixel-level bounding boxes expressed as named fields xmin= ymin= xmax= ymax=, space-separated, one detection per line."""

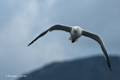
xmin=28 ymin=24 xmax=111 ymax=71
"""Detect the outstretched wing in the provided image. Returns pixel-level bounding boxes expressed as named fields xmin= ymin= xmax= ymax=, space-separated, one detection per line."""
xmin=28 ymin=29 xmax=49 ymax=46
xmin=28 ymin=24 xmax=72 ymax=46
xmin=82 ymin=30 xmax=111 ymax=71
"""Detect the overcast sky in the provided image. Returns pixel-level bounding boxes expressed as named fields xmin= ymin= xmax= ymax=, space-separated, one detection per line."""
xmin=0 ymin=0 xmax=120 ymax=80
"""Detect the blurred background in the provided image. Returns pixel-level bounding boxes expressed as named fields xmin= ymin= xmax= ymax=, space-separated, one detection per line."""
xmin=0 ymin=0 xmax=120 ymax=80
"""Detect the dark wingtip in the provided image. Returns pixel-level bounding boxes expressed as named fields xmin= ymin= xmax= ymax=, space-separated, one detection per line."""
xmin=109 ymin=67 xmax=112 ymax=71
xmin=107 ymin=60 xmax=112 ymax=71
xmin=108 ymin=64 xmax=112 ymax=71
xmin=27 ymin=42 xmax=33 ymax=47
xmin=107 ymin=63 xmax=112 ymax=71
xmin=27 ymin=44 xmax=30 ymax=47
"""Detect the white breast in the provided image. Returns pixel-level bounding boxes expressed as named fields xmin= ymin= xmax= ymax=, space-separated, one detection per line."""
xmin=70 ymin=26 xmax=83 ymax=40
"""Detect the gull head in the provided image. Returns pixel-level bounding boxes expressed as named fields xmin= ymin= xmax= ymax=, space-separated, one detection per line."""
xmin=73 ymin=26 xmax=82 ymax=33
xmin=70 ymin=26 xmax=83 ymax=38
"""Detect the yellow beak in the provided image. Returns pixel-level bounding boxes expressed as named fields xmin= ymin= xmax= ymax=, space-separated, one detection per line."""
xmin=74 ymin=29 xmax=76 ymax=32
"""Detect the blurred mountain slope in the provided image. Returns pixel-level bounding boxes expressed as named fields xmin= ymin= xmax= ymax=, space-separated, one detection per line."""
xmin=18 ymin=56 xmax=120 ymax=80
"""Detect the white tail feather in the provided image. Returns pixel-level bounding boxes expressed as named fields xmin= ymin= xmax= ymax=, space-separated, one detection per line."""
xmin=68 ymin=36 xmax=78 ymax=42
xmin=75 ymin=39 xmax=78 ymax=42
xmin=68 ymin=36 xmax=72 ymax=41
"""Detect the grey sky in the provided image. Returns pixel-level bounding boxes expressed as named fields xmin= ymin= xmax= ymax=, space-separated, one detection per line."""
xmin=0 ymin=0 xmax=120 ymax=80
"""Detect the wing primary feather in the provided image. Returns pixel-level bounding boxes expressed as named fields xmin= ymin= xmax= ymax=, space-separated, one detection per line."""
xmin=28 ymin=29 xmax=49 ymax=46
xmin=82 ymin=30 xmax=111 ymax=71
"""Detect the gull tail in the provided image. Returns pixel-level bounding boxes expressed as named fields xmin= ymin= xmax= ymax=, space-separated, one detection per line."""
xmin=68 ymin=36 xmax=78 ymax=43
xmin=68 ymin=36 xmax=72 ymax=41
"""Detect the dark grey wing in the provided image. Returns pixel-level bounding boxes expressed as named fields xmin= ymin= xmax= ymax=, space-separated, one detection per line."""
xmin=49 ymin=24 xmax=72 ymax=32
xmin=28 ymin=24 xmax=72 ymax=46
xmin=28 ymin=29 xmax=49 ymax=46
xmin=82 ymin=30 xmax=111 ymax=71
